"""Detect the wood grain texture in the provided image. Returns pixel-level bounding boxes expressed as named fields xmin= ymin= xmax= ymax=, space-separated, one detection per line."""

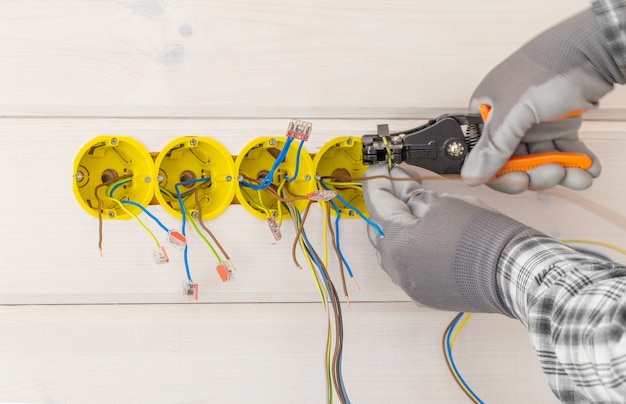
xmin=0 ymin=0 xmax=600 ymax=118
xmin=0 ymin=303 xmax=558 ymax=403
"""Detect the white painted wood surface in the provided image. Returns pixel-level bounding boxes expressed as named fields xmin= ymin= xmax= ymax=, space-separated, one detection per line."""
xmin=1 ymin=0 xmax=624 ymax=402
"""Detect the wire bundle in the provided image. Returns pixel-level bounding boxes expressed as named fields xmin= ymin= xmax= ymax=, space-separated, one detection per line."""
xmin=96 ymin=174 xmax=234 ymax=298
xmin=159 ymin=177 xmax=235 ymax=293
xmin=96 ymin=175 xmax=170 ymax=260
xmin=442 ymin=312 xmax=483 ymax=403
xmin=236 ymin=134 xmax=355 ymax=402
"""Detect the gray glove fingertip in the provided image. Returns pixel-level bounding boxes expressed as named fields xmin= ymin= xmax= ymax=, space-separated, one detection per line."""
xmin=560 ymin=169 xmax=593 ymax=190
xmin=527 ymin=164 xmax=566 ymax=191
xmin=486 ymin=172 xmax=529 ymax=194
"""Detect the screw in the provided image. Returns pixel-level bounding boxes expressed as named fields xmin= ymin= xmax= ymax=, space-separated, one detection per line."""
xmin=107 ymin=211 xmax=115 ymax=218
xmin=110 ymin=138 xmax=118 ymax=146
xmin=348 ymin=210 xmax=355 ymax=217
xmin=346 ymin=139 xmax=353 ymax=145
xmin=445 ymin=141 xmax=465 ymax=157
xmin=304 ymin=175 xmax=311 ymax=181
xmin=157 ymin=175 xmax=164 ymax=182
xmin=225 ymin=176 xmax=232 ymax=181
xmin=191 ymin=211 xmax=199 ymax=219
xmin=144 ymin=177 xmax=151 ymax=183
xmin=75 ymin=172 xmax=84 ymax=181
xmin=189 ymin=138 xmax=197 ymax=146
xmin=315 ymin=174 xmax=321 ymax=180
xmin=269 ymin=138 xmax=277 ymax=146
xmin=238 ymin=175 xmax=244 ymax=182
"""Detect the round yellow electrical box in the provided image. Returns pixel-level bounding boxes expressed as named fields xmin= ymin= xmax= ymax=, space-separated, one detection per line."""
xmin=73 ymin=136 xmax=156 ymax=220
xmin=313 ymin=136 xmax=367 ymax=219
xmin=154 ymin=137 xmax=236 ymax=220
xmin=235 ymin=136 xmax=316 ymax=219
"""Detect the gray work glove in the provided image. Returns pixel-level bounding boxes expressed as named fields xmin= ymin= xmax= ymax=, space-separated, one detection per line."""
xmin=362 ymin=165 xmax=541 ymax=313
xmin=462 ymin=8 xmax=624 ymax=194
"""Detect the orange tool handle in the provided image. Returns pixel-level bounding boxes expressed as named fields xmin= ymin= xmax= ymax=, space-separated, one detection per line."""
xmin=478 ymin=105 xmax=592 ymax=176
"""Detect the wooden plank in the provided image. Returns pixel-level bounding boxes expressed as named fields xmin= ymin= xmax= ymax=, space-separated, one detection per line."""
xmin=0 ymin=0 xmax=607 ymax=118
xmin=0 ymin=303 xmax=558 ymax=403
xmin=1 ymin=118 xmax=625 ymax=304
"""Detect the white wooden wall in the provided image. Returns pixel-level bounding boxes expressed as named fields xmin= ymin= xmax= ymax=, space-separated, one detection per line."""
xmin=2 ymin=0 xmax=625 ymax=402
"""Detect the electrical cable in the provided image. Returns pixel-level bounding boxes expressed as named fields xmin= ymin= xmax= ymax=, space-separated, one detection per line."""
xmin=293 ymin=204 xmax=349 ymax=403
xmin=291 ymin=200 xmax=314 ymax=270
xmin=240 ymin=137 xmax=294 ymax=190
xmin=194 ymin=184 xmax=232 ymax=261
xmin=94 ymin=176 xmax=130 ymax=256
xmin=327 ymin=198 xmax=358 ymax=285
xmin=319 ymin=180 xmax=384 ymax=239
xmin=119 ymin=200 xmax=169 ymax=233
xmin=287 ymin=202 xmax=334 ymax=400
xmin=184 ymin=206 xmax=222 ymax=262
xmin=174 ymin=177 xmax=212 ymax=282
xmin=443 ymin=312 xmax=483 ymax=404
xmin=561 ymin=239 xmax=626 ymax=257
xmin=325 ymin=201 xmax=349 ymax=305
xmin=106 ymin=194 xmax=161 ymax=249
xmin=285 ymin=139 xmax=305 ymax=182
xmin=241 ymin=187 xmax=273 ymax=217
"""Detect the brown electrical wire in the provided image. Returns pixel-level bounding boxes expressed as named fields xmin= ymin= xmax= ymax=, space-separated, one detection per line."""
xmin=193 ymin=181 xmax=231 ymax=261
xmin=307 ymin=240 xmax=345 ymax=404
xmin=441 ymin=314 xmax=480 ymax=404
xmin=291 ymin=200 xmax=313 ymax=270
xmin=241 ymin=174 xmax=309 ymax=203
xmin=94 ymin=174 xmax=133 ymax=256
xmin=283 ymin=195 xmax=348 ymax=403
xmin=325 ymin=201 xmax=349 ymax=306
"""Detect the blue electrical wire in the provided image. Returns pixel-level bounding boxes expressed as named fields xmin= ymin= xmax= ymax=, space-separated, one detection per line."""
xmin=108 ymin=178 xmax=132 ymax=197
xmin=319 ymin=181 xmax=384 ymax=238
xmin=289 ymin=202 xmax=350 ymax=402
xmin=285 ymin=139 xmax=304 ymax=182
xmin=445 ymin=312 xmax=484 ymax=404
xmin=174 ymin=177 xmax=212 ymax=282
xmin=107 ymin=177 xmax=170 ymax=233
xmin=119 ymin=200 xmax=169 ymax=233
xmin=328 ymin=199 xmax=355 ymax=278
xmin=240 ymin=137 xmax=294 ymax=190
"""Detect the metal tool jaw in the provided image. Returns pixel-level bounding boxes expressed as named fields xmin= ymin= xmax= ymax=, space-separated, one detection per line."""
xmin=361 ymin=113 xmax=483 ymax=175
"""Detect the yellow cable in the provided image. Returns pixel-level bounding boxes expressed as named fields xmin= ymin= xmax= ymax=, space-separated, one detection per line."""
xmin=381 ymin=136 xmax=393 ymax=170
xmin=561 ymin=239 xmax=626 ymax=256
xmin=275 ymin=178 xmax=288 ymax=227
xmin=254 ymin=189 xmax=272 ymax=217
xmin=326 ymin=313 xmax=334 ymax=403
xmin=445 ymin=312 xmax=478 ymax=403
xmin=449 ymin=312 xmax=472 ymax=350
xmin=107 ymin=196 xmax=160 ymax=248
xmin=322 ymin=201 xmax=329 ymax=268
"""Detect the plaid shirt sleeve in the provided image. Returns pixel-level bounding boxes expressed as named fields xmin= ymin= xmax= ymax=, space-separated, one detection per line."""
xmin=497 ymin=234 xmax=626 ymax=403
xmin=592 ymin=0 xmax=626 ymax=74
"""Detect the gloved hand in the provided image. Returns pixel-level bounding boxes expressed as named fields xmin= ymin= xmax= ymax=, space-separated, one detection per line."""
xmin=462 ymin=8 xmax=624 ymax=194
xmin=362 ymin=164 xmax=541 ymax=313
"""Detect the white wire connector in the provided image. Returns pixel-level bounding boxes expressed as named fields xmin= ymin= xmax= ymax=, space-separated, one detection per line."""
xmin=307 ymin=190 xmax=337 ymax=201
xmin=183 ymin=280 xmax=199 ymax=300
xmin=267 ymin=216 xmax=282 ymax=241
xmin=167 ymin=229 xmax=187 ymax=250
xmin=216 ymin=260 xmax=236 ymax=282
xmin=152 ymin=246 xmax=169 ymax=264
xmin=286 ymin=119 xmax=312 ymax=141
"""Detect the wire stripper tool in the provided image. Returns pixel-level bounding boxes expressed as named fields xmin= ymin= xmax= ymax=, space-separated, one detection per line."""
xmin=361 ymin=107 xmax=592 ymax=176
